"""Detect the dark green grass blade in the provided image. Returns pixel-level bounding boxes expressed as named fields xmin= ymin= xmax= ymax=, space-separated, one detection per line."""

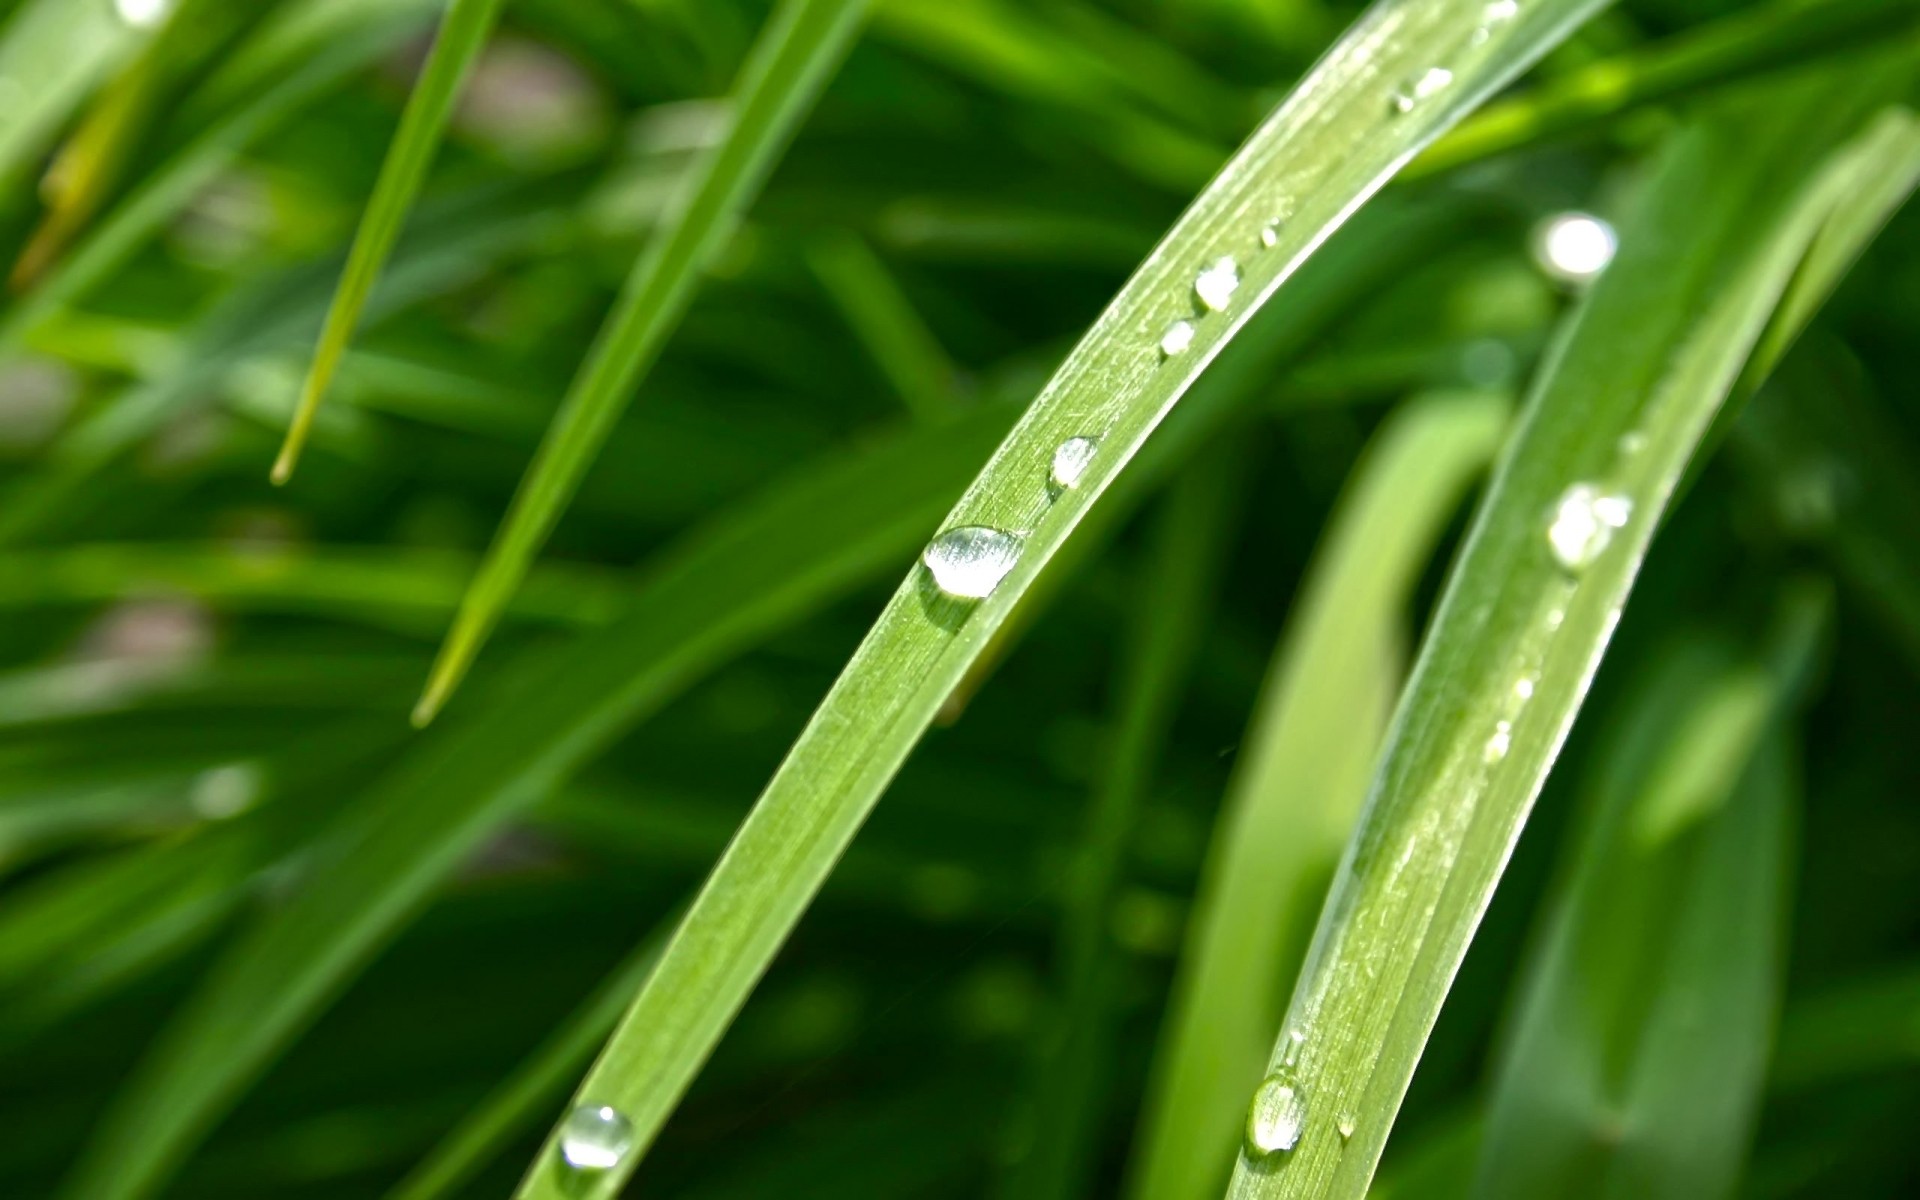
xmin=506 ymin=3 xmax=1613 ymax=1196
xmin=1129 ymin=391 xmax=1510 ymax=1200
xmin=414 ymin=0 xmax=872 ymax=724
xmin=1223 ymin=64 xmax=1920 ymax=1200
xmin=270 ymin=0 xmax=508 ymax=484
xmin=1472 ymin=590 xmax=1824 ymax=1199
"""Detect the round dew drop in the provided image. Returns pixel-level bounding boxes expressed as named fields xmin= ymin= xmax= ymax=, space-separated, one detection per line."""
xmin=1160 ymin=319 xmax=1196 ymax=357
xmin=923 ymin=526 xmax=1023 ymax=600
xmin=1194 ymin=256 xmax=1240 ymax=312
xmin=1050 ymin=436 xmax=1099 ymax=491
xmin=1547 ymin=483 xmax=1633 ymax=571
xmin=1246 ymin=1075 xmax=1307 ymax=1156
xmin=560 ymin=1104 xmax=635 ymax=1172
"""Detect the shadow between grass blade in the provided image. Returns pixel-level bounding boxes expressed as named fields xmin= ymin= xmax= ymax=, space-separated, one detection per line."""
xmin=1223 ymin=65 xmax=1920 ymax=1200
xmin=413 ymin=0 xmax=872 ymax=725
xmin=505 ymin=3 xmax=1613 ymax=1196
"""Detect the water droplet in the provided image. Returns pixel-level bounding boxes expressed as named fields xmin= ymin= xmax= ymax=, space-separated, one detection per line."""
xmin=1160 ymin=319 xmax=1195 ymax=357
xmin=114 ymin=0 xmax=172 ymax=28
xmin=1513 ymin=675 xmax=1536 ymax=702
xmin=560 ymin=1104 xmax=634 ymax=1171
xmin=1260 ymin=221 xmax=1282 ymax=249
xmin=1473 ymin=0 xmax=1521 ymax=40
xmin=1281 ymin=1027 xmax=1305 ymax=1068
xmin=1547 ymin=483 xmax=1633 ymax=571
xmin=1337 ymin=1114 xmax=1357 ymax=1142
xmin=923 ymin=525 xmax=1023 ymax=599
xmin=1050 ymin=436 xmax=1098 ymax=491
xmin=1194 ymin=256 xmax=1240 ymax=312
xmin=1534 ymin=212 xmax=1617 ymax=285
xmin=1246 ymin=1075 xmax=1307 ymax=1156
xmin=1546 ymin=606 xmax=1566 ymax=630
xmin=1484 ymin=720 xmax=1512 ymax=764
xmin=1391 ymin=67 xmax=1454 ymax=114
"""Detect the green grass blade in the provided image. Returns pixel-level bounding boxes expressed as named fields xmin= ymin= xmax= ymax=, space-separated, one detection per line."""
xmin=1773 ymin=965 xmax=1920 ymax=1091
xmin=806 ymin=230 xmax=960 ymax=423
xmin=414 ymin=0 xmax=872 ymax=725
xmin=270 ymin=0 xmax=507 ymax=484
xmin=1223 ymin=66 xmax=1919 ymax=1200
xmin=506 ymin=3 xmax=1612 ymax=1195
xmin=1472 ymin=590 xmax=1824 ymax=1199
xmin=1128 ymin=390 xmax=1510 ymax=1200
xmin=1004 ymin=448 xmax=1248 ymax=1200
xmin=0 ymin=0 xmax=147 ymax=186
xmin=55 ymin=402 xmax=1016 ymax=1200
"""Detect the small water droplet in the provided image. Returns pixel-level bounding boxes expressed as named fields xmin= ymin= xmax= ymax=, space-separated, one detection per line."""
xmin=1618 ymin=430 xmax=1647 ymax=457
xmin=1547 ymin=606 xmax=1566 ymax=630
xmin=1534 ymin=212 xmax=1617 ymax=285
xmin=923 ymin=525 xmax=1023 ymax=599
xmin=1472 ymin=0 xmax=1521 ymax=41
xmin=1160 ymin=319 xmax=1195 ymax=357
xmin=1194 ymin=256 xmax=1240 ymax=312
xmin=560 ymin=1104 xmax=634 ymax=1171
xmin=1246 ymin=1075 xmax=1307 ymax=1156
xmin=1281 ymin=1027 xmax=1305 ymax=1068
xmin=1547 ymin=483 xmax=1633 ymax=571
xmin=1513 ymin=675 xmax=1536 ymax=702
xmin=1391 ymin=67 xmax=1454 ymax=114
xmin=114 ymin=0 xmax=172 ymax=28
xmin=1338 ymin=1114 xmax=1357 ymax=1142
xmin=1260 ymin=221 xmax=1282 ymax=249
xmin=1484 ymin=720 xmax=1512 ymax=764
xmin=1050 ymin=436 xmax=1099 ymax=491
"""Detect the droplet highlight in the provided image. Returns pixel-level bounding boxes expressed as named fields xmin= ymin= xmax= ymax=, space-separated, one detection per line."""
xmin=1050 ymin=436 xmax=1098 ymax=491
xmin=1247 ymin=1075 xmax=1307 ymax=1156
xmin=1194 ymin=256 xmax=1240 ymax=312
xmin=1534 ymin=212 xmax=1617 ymax=285
xmin=1513 ymin=675 xmax=1536 ymax=702
xmin=923 ymin=525 xmax=1023 ymax=599
xmin=1160 ymin=319 xmax=1195 ymax=357
xmin=1260 ymin=221 xmax=1282 ymax=249
xmin=1547 ymin=483 xmax=1633 ymax=571
xmin=1484 ymin=720 xmax=1512 ymax=764
xmin=1391 ymin=67 xmax=1454 ymax=114
xmin=560 ymin=1104 xmax=634 ymax=1172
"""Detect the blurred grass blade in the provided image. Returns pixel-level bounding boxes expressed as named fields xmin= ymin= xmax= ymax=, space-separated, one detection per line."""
xmin=270 ymin=0 xmax=507 ymax=484
xmin=0 ymin=0 xmax=147 ymax=187
xmin=1473 ymin=591 xmax=1825 ymax=1199
xmin=1005 ymin=448 xmax=1247 ymax=1200
xmin=1224 ymin=68 xmax=1920 ymax=1200
xmin=387 ymin=927 xmax=668 ymax=1200
xmin=414 ymin=0 xmax=872 ymax=724
xmin=806 ymin=230 xmax=960 ymax=423
xmin=1129 ymin=390 xmax=1510 ymax=1200
xmin=509 ymin=3 xmax=1613 ymax=1196
xmin=57 ymin=403 xmax=1017 ymax=1200
xmin=1773 ymin=965 xmax=1920 ymax=1091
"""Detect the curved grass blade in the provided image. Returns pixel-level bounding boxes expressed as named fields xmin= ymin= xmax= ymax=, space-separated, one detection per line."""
xmin=506 ymin=4 xmax=1614 ymax=1196
xmin=413 ymin=0 xmax=872 ymax=725
xmin=1473 ymin=589 xmax=1824 ymax=1199
xmin=270 ymin=0 xmax=508 ymax=484
xmin=1128 ymin=390 xmax=1510 ymax=1200
xmin=56 ymin=402 xmax=1017 ymax=1200
xmin=1224 ymin=66 xmax=1920 ymax=1200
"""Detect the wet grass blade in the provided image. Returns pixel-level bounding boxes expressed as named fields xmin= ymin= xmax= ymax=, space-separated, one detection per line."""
xmin=413 ymin=0 xmax=872 ymax=724
xmin=505 ymin=3 xmax=1612 ymax=1196
xmin=1224 ymin=65 xmax=1920 ymax=1200
xmin=270 ymin=0 xmax=507 ymax=484
xmin=1129 ymin=390 xmax=1510 ymax=1200
xmin=1473 ymin=589 xmax=1825 ymax=1199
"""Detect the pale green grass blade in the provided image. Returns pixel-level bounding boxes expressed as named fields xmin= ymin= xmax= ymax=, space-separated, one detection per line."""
xmin=1224 ymin=67 xmax=1920 ymax=1200
xmin=415 ymin=0 xmax=872 ymax=724
xmin=508 ymin=4 xmax=1612 ymax=1196
xmin=56 ymin=402 xmax=1016 ymax=1200
xmin=386 ymin=927 xmax=669 ymax=1200
xmin=806 ymin=231 xmax=960 ymax=423
xmin=1473 ymin=590 xmax=1824 ymax=1199
xmin=1130 ymin=390 xmax=1510 ymax=1200
xmin=1005 ymin=449 xmax=1248 ymax=1200
xmin=271 ymin=0 xmax=507 ymax=484
xmin=0 ymin=0 xmax=147 ymax=186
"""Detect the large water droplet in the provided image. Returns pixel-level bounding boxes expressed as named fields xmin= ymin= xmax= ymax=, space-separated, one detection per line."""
xmin=1247 ymin=1075 xmax=1307 ymax=1156
xmin=1391 ymin=67 xmax=1454 ymax=114
xmin=923 ymin=525 xmax=1023 ymax=599
xmin=1547 ymin=483 xmax=1632 ymax=571
xmin=1050 ymin=436 xmax=1098 ymax=491
xmin=1160 ymin=319 xmax=1195 ymax=357
xmin=1194 ymin=256 xmax=1240 ymax=312
xmin=560 ymin=1104 xmax=634 ymax=1171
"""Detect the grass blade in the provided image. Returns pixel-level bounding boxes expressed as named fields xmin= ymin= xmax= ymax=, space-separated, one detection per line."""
xmin=806 ymin=230 xmax=960 ymax=423
xmin=1128 ymin=390 xmax=1510 ymax=1200
xmin=0 ymin=0 xmax=147 ymax=186
xmin=1223 ymin=65 xmax=1920 ymax=1200
xmin=1473 ymin=590 xmax=1824 ymax=1199
xmin=413 ymin=0 xmax=872 ymax=724
xmin=270 ymin=0 xmax=508 ymax=484
xmin=506 ymin=3 xmax=1613 ymax=1195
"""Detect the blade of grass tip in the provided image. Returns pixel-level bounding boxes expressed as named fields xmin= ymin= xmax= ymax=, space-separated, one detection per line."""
xmin=57 ymin=402 xmax=1018 ymax=1200
xmin=1003 ymin=446 xmax=1250 ymax=1200
xmin=413 ymin=0 xmax=872 ymax=726
xmin=270 ymin=0 xmax=507 ymax=485
xmin=1127 ymin=390 xmax=1511 ymax=1200
xmin=1473 ymin=586 xmax=1826 ymax=1200
xmin=1408 ymin=0 xmax=1920 ymax=180
xmin=0 ymin=0 xmax=148 ymax=190
xmin=805 ymin=230 xmax=960 ymax=423
xmin=1222 ymin=62 xmax=1919 ymax=1200
xmin=508 ymin=3 xmax=1614 ymax=1195
xmin=386 ymin=924 xmax=671 ymax=1200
